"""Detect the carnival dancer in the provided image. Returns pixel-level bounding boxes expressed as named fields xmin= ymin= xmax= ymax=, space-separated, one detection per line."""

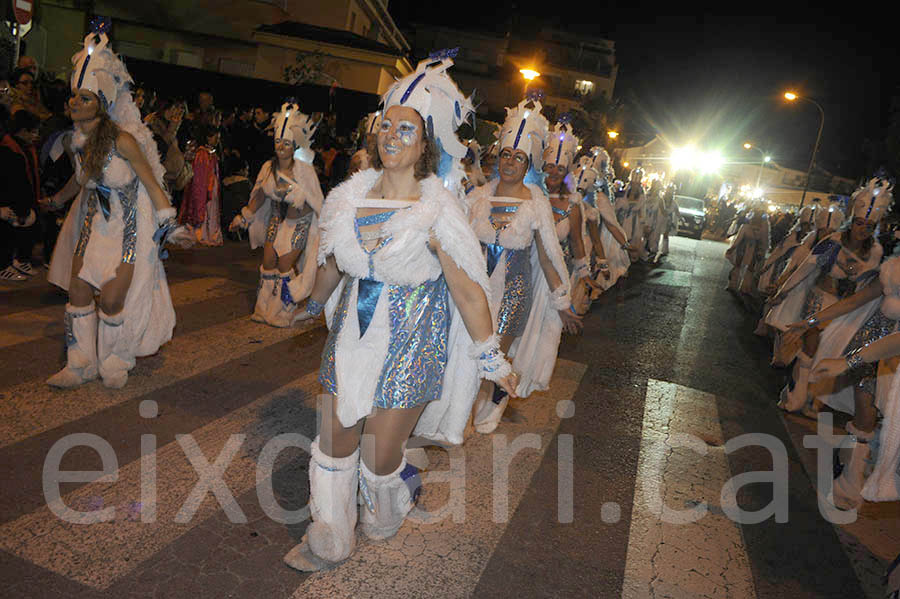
xmin=542 ymin=117 xmax=594 ymax=314
xmin=792 ymin=255 xmax=898 ymax=509
xmin=724 ymin=210 xmax=769 ymax=294
xmin=467 ymin=94 xmax=580 ymax=433
xmin=43 ymin=19 xmax=191 ymax=389
xmin=753 ymin=206 xmax=814 ymax=336
xmin=229 ymin=102 xmax=323 ymax=327
xmin=571 ymin=154 xmax=629 ymax=296
xmin=281 ymin=51 xmax=518 ymax=572
xmin=658 ymin=183 xmax=680 ymax=258
xmin=644 ymin=179 xmax=667 ymax=259
xmin=757 ymin=206 xmax=814 ymax=296
xmin=615 ymin=166 xmax=648 ymax=262
xmin=179 ymin=124 xmax=223 ymax=246
xmin=767 ymin=179 xmax=886 ymax=413
xmin=812 ymin=327 xmax=900 ymax=509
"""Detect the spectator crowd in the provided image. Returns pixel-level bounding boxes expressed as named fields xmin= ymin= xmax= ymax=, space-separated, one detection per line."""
xmin=1 ymin=55 xmax=358 ymax=281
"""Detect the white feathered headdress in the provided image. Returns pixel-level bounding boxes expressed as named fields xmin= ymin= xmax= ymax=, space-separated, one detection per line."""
xmin=365 ymin=111 xmax=382 ymax=135
xmin=271 ymin=101 xmax=317 ymax=163
xmin=498 ymin=94 xmax=549 ymax=170
xmin=572 ymin=156 xmax=599 ymax=192
xmin=381 ymin=48 xmax=474 ymax=160
xmin=814 ymin=203 xmax=844 ymax=230
xmin=850 ymin=177 xmax=894 ymax=223
xmin=70 ymin=18 xmax=131 ymax=112
xmin=590 ymin=146 xmax=611 ymax=174
xmin=542 ymin=114 xmax=579 ymax=170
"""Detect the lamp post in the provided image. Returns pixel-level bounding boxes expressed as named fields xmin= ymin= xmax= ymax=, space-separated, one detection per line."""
xmin=742 ymin=142 xmax=771 ymax=189
xmin=784 ymin=92 xmax=825 ymax=208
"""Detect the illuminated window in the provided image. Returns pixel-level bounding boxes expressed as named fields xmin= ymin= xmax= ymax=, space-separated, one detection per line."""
xmin=575 ymin=80 xmax=595 ymax=94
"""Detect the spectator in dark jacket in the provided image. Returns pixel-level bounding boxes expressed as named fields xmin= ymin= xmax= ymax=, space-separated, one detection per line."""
xmin=1 ymin=109 xmax=42 ymax=280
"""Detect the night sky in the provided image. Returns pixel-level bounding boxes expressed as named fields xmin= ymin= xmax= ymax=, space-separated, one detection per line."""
xmin=390 ymin=4 xmax=898 ymax=178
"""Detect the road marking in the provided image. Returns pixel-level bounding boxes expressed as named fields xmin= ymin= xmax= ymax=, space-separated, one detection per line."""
xmin=0 ymin=315 xmax=322 ymax=449
xmin=622 ymin=379 xmax=758 ymax=599
xmin=289 ymin=359 xmax=586 ymax=599
xmin=0 ymin=371 xmax=321 ymax=589
xmin=0 ymin=277 xmax=252 ymax=349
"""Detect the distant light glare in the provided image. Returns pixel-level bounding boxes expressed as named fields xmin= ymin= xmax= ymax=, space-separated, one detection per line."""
xmin=520 ymin=68 xmax=540 ymax=81
xmin=743 ymin=142 xmax=752 ymax=149
xmin=607 ymin=131 xmax=619 ymax=139
xmin=784 ymin=92 xmax=798 ymax=101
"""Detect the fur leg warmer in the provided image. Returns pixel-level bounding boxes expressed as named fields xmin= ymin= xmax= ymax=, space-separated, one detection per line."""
xmin=358 ymin=457 xmax=421 ymax=541
xmin=47 ymin=303 xmax=98 ymax=388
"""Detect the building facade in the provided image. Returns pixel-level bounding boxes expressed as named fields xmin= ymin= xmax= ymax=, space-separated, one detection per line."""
xmin=407 ymin=24 xmax=617 ymax=123
xmin=27 ymin=0 xmax=412 ymax=96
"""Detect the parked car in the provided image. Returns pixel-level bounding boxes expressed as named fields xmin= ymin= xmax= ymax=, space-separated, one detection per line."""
xmin=674 ymin=195 xmax=707 ymax=239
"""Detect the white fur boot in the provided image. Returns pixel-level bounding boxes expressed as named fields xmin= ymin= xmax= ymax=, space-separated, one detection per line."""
xmin=251 ymin=267 xmax=279 ymax=323
xmin=473 ymin=385 xmax=509 ymax=434
xmin=283 ymin=439 xmax=358 ymax=572
xmin=97 ymin=309 xmax=131 ymax=389
xmin=358 ymin=457 xmax=421 ymax=541
xmin=268 ymin=272 xmax=299 ymax=328
xmin=47 ymin=303 xmax=98 ymax=388
xmin=778 ymin=352 xmax=812 ymax=412
xmin=831 ymin=423 xmax=874 ymax=511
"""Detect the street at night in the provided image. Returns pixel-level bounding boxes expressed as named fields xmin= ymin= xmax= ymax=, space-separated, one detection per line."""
xmin=1 ymin=237 xmax=897 ymax=598
xmin=3 ymin=2 xmax=900 ymax=598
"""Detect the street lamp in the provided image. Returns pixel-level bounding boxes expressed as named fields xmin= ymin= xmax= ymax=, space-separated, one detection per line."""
xmin=520 ymin=68 xmax=540 ymax=96
xmin=784 ymin=91 xmax=825 ymax=207
xmin=742 ymin=142 xmax=771 ymax=189
xmin=607 ymin=130 xmax=619 ymax=140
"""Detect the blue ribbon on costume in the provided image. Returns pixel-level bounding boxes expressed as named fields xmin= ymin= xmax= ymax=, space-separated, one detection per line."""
xmin=812 ymin=239 xmax=840 ymax=272
xmin=152 ymin=222 xmax=172 ymax=260
xmin=552 ymin=206 xmax=570 ymax=218
xmin=399 ymin=463 xmax=422 ymax=505
xmin=95 ymin=184 xmax=112 ymax=221
xmin=280 ymin=276 xmax=294 ymax=306
xmin=484 ymin=243 xmax=505 ymax=276
xmin=356 ymin=278 xmax=384 ymax=338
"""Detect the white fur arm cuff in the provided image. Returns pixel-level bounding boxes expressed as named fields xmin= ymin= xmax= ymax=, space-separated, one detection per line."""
xmin=572 ymin=258 xmax=590 ymax=280
xmin=155 ymin=207 xmax=176 ymax=226
xmin=468 ymin=334 xmax=513 ymax=382
xmin=550 ymin=284 xmax=572 ymax=311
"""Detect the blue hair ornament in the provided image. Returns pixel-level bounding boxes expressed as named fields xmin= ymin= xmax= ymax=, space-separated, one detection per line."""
xmin=284 ymin=96 xmax=298 ymax=106
xmin=526 ymin=89 xmax=545 ymax=103
xmin=428 ymin=47 xmax=459 ymax=61
xmin=90 ymin=16 xmax=112 ymax=35
xmin=557 ymin=113 xmax=573 ymax=125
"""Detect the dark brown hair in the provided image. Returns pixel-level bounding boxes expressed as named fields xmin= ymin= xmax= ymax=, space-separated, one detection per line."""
xmin=83 ymin=111 xmax=119 ymax=182
xmin=370 ymin=130 xmax=439 ymax=180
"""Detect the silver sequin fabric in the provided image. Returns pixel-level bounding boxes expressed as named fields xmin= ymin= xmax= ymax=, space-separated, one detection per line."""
xmin=496 ymin=247 xmax=533 ymax=337
xmin=373 ymin=276 xmax=451 ymax=409
xmin=74 ymin=196 xmax=97 ymax=257
xmin=843 ymin=309 xmax=899 ymax=395
xmin=802 ymin=288 xmax=825 ymax=320
xmin=265 ymin=199 xmax=281 ymax=244
xmin=120 ymin=178 xmax=140 ymax=264
xmin=318 ymin=276 xmax=452 ymax=410
xmin=290 ymin=212 xmax=314 ymax=252
xmin=318 ymin=276 xmax=353 ymax=394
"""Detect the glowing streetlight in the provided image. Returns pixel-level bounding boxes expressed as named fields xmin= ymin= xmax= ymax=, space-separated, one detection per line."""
xmin=742 ymin=142 xmax=771 ymax=189
xmin=607 ymin=131 xmax=619 ymax=140
xmin=520 ymin=68 xmax=540 ymax=81
xmin=623 ymin=161 xmax=629 ymax=168
xmin=783 ymin=91 xmax=825 ymax=207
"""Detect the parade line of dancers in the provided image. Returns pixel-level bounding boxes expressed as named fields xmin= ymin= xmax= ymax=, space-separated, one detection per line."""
xmin=38 ymin=21 xmax=898 ymax=573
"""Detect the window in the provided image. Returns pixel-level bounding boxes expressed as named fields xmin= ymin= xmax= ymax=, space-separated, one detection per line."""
xmin=575 ymin=79 xmax=594 ymax=95
xmin=349 ymin=12 xmax=356 ymax=33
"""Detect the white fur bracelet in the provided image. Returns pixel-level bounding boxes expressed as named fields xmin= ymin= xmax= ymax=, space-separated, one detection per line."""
xmin=155 ymin=206 xmax=176 ymax=226
xmin=550 ymin=284 xmax=571 ymax=311
xmin=468 ymin=335 xmax=513 ymax=382
xmin=240 ymin=206 xmax=255 ymax=225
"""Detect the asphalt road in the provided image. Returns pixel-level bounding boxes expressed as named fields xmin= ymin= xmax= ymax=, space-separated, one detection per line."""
xmin=0 ymin=235 xmax=895 ymax=598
